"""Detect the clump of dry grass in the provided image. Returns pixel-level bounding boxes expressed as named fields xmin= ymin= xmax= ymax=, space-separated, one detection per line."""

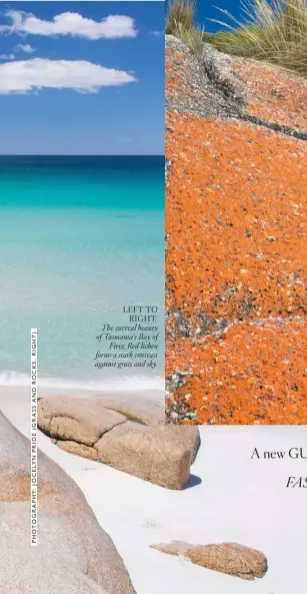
xmin=166 ymin=0 xmax=196 ymax=34
xmin=210 ymin=0 xmax=307 ymax=75
xmin=166 ymin=0 xmax=204 ymax=57
xmin=166 ymin=0 xmax=307 ymax=75
xmin=175 ymin=21 xmax=204 ymax=57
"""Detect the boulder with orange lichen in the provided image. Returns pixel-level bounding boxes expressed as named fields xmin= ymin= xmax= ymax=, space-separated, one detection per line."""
xmin=165 ymin=34 xmax=307 ymax=425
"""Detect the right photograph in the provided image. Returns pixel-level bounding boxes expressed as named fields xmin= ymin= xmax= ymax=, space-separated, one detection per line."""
xmin=165 ymin=0 xmax=307 ymax=425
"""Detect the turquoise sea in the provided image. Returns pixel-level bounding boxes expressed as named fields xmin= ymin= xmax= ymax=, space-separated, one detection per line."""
xmin=0 ymin=156 xmax=164 ymax=391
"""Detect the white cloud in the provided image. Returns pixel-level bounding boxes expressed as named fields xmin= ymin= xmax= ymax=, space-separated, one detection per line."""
xmin=15 ymin=43 xmax=35 ymax=53
xmin=0 ymin=53 xmax=15 ymax=60
xmin=0 ymin=10 xmax=137 ymax=39
xmin=0 ymin=58 xmax=136 ymax=94
xmin=149 ymin=30 xmax=164 ymax=37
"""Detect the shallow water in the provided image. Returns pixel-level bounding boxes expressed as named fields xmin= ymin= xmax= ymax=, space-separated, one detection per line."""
xmin=0 ymin=155 xmax=164 ymax=390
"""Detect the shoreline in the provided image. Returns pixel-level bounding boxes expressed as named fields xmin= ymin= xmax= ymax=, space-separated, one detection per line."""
xmin=0 ymin=372 xmax=164 ymax=394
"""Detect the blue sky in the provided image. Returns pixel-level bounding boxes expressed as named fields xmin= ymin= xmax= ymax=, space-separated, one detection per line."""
xmin=195 ymin=0 xmax=244 ymax=33
xmin=165 ymin=0 xmax=243 ymax=34
xmin=0 ymin=1 xmax=165 ymax=155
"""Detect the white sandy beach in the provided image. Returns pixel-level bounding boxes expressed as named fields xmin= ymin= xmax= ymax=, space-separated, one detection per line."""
xmin=0 ymin=386 xmax=306 ymax=594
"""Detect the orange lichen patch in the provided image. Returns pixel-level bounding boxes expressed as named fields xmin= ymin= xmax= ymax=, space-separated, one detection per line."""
xmin=165 ymin=47 xmax=189 ymax=98
xmin=166 ymin=318 xmax=307 ymax=425
xmin=166 ymin=111 xmax=307 ymax=424
xmin=231 ymin=57 xmax=307 ymax=130
xmin=166 ymin=112 xmax=307 ymax=332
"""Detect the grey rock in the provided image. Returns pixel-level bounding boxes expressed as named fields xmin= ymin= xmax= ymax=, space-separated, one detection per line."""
xmin=0 ymin=412 xmax=136 ymax=594
xmin=38 ymin=397 xmax=127 ymax=446
xmin=96 ymin=421 xmax=191 ymax=490
xmin=150 ymin=540 xmax=268 ymax=581
xmin=37 ymin=395 xmax=201 ymax=489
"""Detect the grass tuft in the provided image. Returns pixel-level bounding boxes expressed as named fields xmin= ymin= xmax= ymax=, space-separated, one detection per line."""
xmin=210 ymin=0 xmax=307 ymax=75
xmin=166 ymin=0 xmax=197 ymax=34
xmin=166 ymin=0 xmax=205 ymax=57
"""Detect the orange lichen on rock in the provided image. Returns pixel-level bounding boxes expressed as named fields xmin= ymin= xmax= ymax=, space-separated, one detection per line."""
xmin=167 ymin=319 xmax=307 ymax=425
xmin=231 ymin=57 xmax=307 ymax=130
xmin=166 ymin=114 xmax=307 ymax=326
xmin=165 ymin=37 xmax=307 ymax=425
xmin=165 ymin=47 xmax=189 ymax=97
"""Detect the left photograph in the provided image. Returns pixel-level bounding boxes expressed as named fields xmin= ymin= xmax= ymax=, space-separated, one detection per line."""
xmin=0 ymin=1 xmax=165 ymax=592
xmin=0 ymin=0 xmax=165 ymax=393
